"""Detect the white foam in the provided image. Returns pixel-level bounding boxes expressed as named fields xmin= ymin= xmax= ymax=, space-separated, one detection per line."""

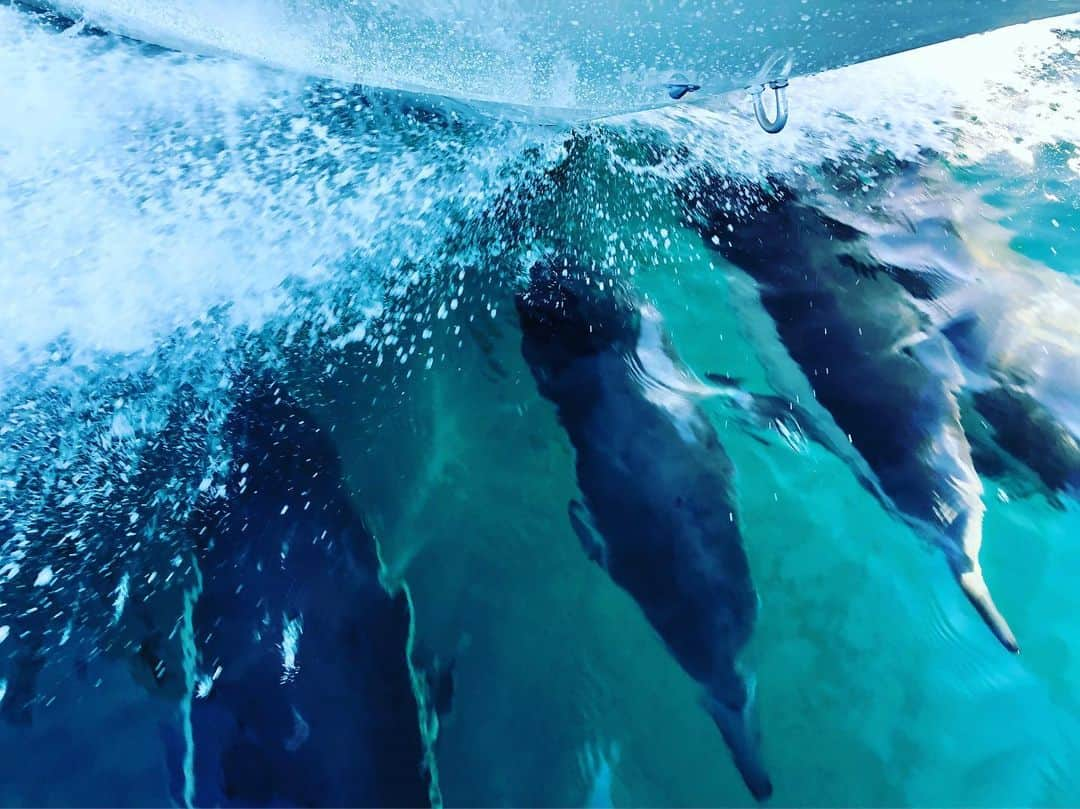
xmin=110 ymin=571 xmax=130 ymax=624
xmin=0 ymin=7 xmax=305 ymax=370
xmin=0 ymin=5 xmax=533 ymax=379
xmin=3 ymin=7 xmax=1075 ymax=385
xmin=627 ymin=13 xmax=1080 ymax=181
xmin=280 ymin=613 xmax=303 ymax=684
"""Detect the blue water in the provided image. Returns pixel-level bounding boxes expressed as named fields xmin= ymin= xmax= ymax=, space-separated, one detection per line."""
xmin=1 ymin=3 xmax=1079 ymax=806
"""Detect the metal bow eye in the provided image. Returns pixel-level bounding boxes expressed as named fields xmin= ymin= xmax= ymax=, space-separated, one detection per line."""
xmin=749 ymin=78 xmax=789 ymax=134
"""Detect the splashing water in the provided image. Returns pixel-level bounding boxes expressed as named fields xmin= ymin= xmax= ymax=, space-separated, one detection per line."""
xmin=0 ymin=1 xmax=558 ymax=665
xmin=1 ymin=2 xmax=1079 ymax=805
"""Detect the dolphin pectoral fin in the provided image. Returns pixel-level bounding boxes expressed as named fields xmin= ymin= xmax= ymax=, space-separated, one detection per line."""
xmin=569 ymin=500 xmax=608 ymax=569
xmin=703 ymin=373 xmax=810 ymax=450
xmin=956 ymin=566 xmax=1020 ymax=654
xmin=721 ymin=392 xmax=811 ymax=454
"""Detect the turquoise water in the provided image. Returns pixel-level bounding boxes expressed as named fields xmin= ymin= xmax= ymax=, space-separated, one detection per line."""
xmin=956 ymin=144 xmax=1079 ymax=278
xmin=1 ymin=3 xmax=1080 ymax=806
xmin=328 ymin=153 xmax=1080 ymax=806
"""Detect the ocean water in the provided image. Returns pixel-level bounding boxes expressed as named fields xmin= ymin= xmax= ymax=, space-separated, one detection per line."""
xmin=1 ymin=2 xmax=1079 ymax=806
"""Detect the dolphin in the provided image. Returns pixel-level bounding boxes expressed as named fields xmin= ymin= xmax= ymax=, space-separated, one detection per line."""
xmin=794 ymin=159 xmax=1080 ymax=501
xmin=516 ymin=259 xmax=773 ymax=801
xmin=0 ymin=382 xmax=441 ymax=806
xmin=182 ymin=387 xmax=438 ymax=807
xmin=686 ymin=178 xmax=1019 ymax=653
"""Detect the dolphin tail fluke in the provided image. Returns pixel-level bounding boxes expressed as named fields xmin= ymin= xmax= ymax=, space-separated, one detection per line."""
xmin=957 ymin=567 xmax=1019 ymax=654
xmin=703 ymin=694 xmax=773 ymax=802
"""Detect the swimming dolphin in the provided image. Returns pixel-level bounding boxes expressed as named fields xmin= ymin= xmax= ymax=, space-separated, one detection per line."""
xmin=793 ymin=159 xmax=1080 ymax=501
xmin=0 ymin=383 xmax=441 ymax=806
xmin=686 ymin=178 xmax=1019 ymax=653
xmin=516 ymin=259 xmax=773 ymax=801
xmin=182 ymin=387 xmax=438 ymax=807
